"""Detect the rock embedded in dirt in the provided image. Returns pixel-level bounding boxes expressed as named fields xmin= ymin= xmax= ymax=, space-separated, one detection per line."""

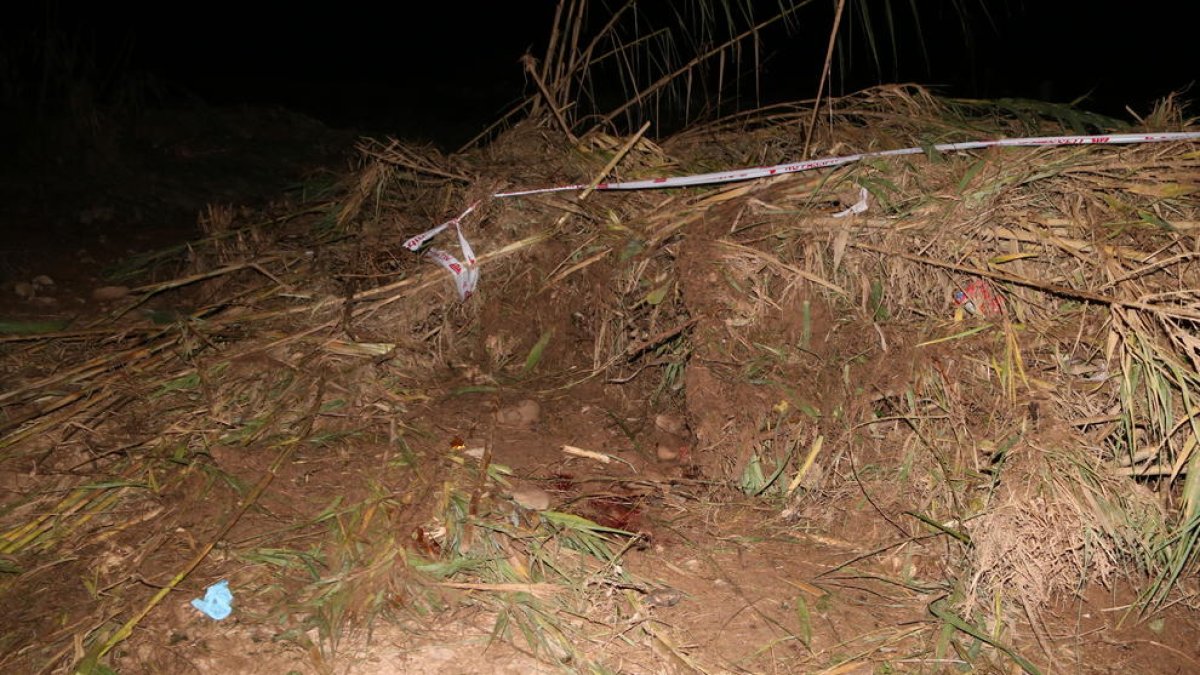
xmin=32 ymin=275 xmax=55 ymax=289
xmin=92 ymin=286 xmax=131 ymax=302
xmin=13 ymin=281 xmax=34 ymax=299
xmin=654 ymin=430 xmax=690 ymax=463
xmin=495 ymin=399 xmax=541 ymax=429
xmin=510 ymin=485 xmax=552 ymax=511
xmin=644 ymin=587 xmax=683 ymax=608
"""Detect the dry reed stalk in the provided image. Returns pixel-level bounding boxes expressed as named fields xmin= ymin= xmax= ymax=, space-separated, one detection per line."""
xmin=802 ymin=0 xmax=846 ymax=159
xmin=522 ymin=54 xmax=578 ymax=143
xmin=0 ymin=326 xmax=167 ymax=343
xmin=355 ymin=138 xmax=471 ymax=183
xmin=580 ymin=120 xmax=651 ymax=198
xmin=850 ymin=242 xmax=1200 ymax=323
xmin=587 ymin=5 xmax=805 ymax=136
xmin=0 ymin=340 xmax=171 ymax=407
xmin=721 ymin=241 xmax=847 ymax=296
xmin=123 ymin=256 xmax=289 ymax=305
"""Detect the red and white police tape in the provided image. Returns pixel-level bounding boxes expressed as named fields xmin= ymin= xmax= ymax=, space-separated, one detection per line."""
xmin=402 ymin=201 xmax=480 ymax=300
xmin=406 ymin=131 xmax=1200 ymax=298
xmin=493 ymin=131 xmax=1200 ymax=196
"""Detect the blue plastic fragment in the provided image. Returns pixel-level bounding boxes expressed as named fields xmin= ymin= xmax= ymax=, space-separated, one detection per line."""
xmin=191 ymin=579 xmax=233 ymax=620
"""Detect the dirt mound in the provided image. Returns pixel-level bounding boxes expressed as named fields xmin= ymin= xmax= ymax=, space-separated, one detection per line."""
xmin=2 ymin=83 xmax=1200 ymax=674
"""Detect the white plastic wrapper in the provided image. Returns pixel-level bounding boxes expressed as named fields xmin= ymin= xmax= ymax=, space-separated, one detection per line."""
xmin=833 ymin=186 xmax=870 ymax=218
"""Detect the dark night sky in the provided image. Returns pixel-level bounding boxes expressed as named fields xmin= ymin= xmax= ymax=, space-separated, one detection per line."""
xmin=5 ymin=2 xmax=1198 ymax=143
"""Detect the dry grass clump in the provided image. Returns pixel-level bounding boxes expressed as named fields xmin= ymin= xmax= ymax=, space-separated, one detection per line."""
xmin=967 ymin=434 xmax=1167 ymax=615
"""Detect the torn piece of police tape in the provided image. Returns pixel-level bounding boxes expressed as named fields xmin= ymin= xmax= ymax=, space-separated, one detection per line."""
xmin=402 ymin=201 xmax=480 ymax=300
xmin=405 ymin=131 xmax=1200 ymax=298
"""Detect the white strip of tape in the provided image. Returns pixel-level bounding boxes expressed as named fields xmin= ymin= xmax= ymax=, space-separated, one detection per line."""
xmin=492 ymin=131 xmax=1200 ymax=197
xmin=405 ymin=131 xmax=1199 ymax=302
xmin=402 ymin=201 xmax=478 ymax=252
